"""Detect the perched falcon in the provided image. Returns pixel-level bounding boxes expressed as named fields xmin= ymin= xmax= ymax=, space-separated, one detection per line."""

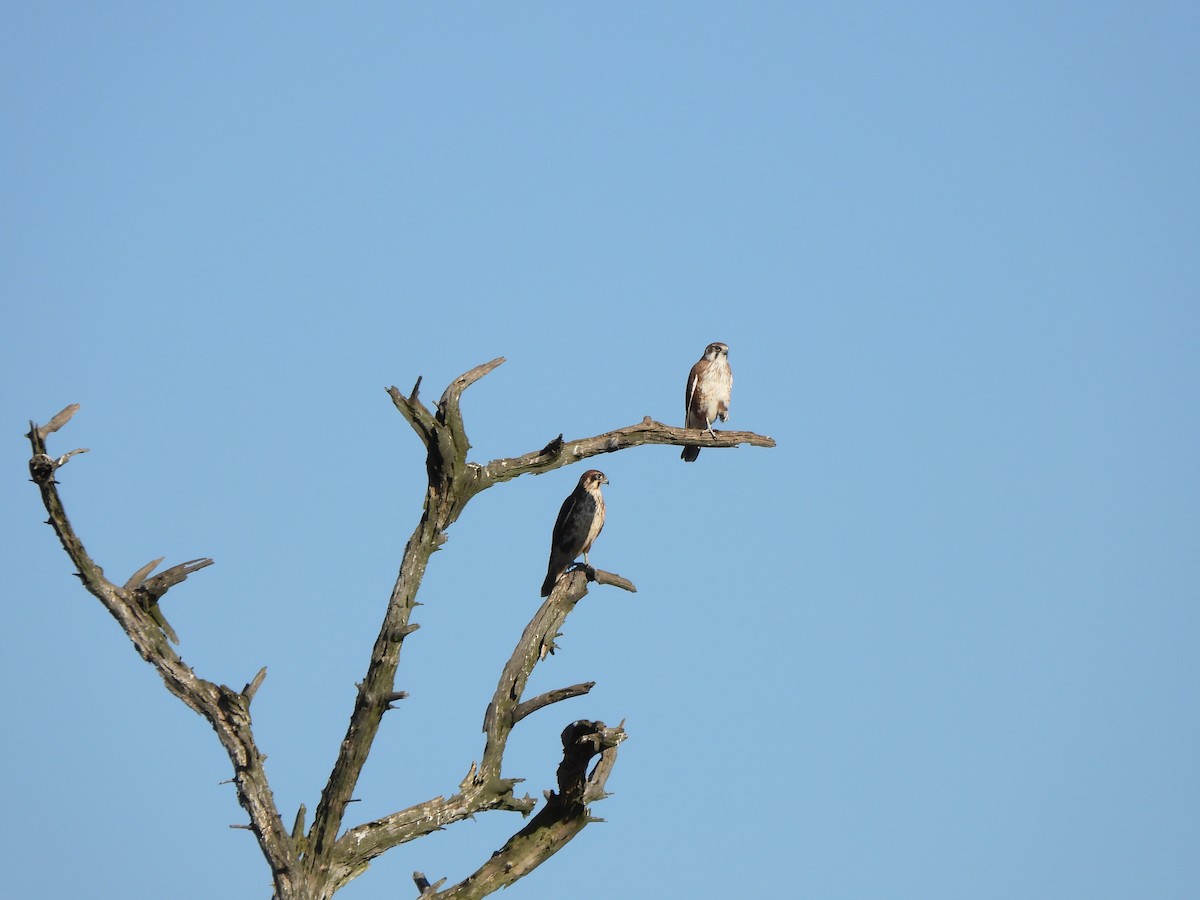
xmin=681 ymin=341 xmax=733 ymax=462
xmin=541 ymin=469 xmax=608 ymax=597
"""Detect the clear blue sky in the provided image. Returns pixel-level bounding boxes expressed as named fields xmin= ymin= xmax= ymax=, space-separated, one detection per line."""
xmin=3 ymin=4 xmax=1198 ymax=898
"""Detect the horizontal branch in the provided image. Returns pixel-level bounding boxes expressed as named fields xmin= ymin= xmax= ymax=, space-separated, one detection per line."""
xmin=513 ymin=682 xmax=596 ymax=725
xmin=592 ymin=567 xmax=637 ymax=593
xmin=478 ymin=417 xmax=775 ymax=488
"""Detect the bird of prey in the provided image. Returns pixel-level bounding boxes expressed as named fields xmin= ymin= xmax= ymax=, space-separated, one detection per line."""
xmin=681 ymin=341 xmax=733 ymax=462
xmin=541 ymin=469 xmax=608 ymax=597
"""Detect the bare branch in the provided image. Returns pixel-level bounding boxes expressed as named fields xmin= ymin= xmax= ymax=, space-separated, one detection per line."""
xmin=308 ymin=362 xmax=507 ymax=875
xmin=124 ymin=557 xmax=165 ymax=590
xmin=127 ymin=557 xmax=212 ymax=645
xmin=437 ymin=357 xmax=505 ymax=425
xmin=581 ymin=721 xmax=623 ymax=804
xmin=428 ymin=721 xmax=627 ymax=900
xmin=292 ymin=804 xmax=308 ymax=849
xmin=24 ymin=407 xmax=299 ymax=896
xmin=414 ymin=872 xmax=446 ymax=897
xmin=479 ymin=416 xmax=775 ymax=488
xmin=513 ymin=682 xmax=595 ymax=725
xmin=36 ymin=446 xmax=92 ymax=472
xmin=36 ymin=402 xmax=80 ymax=439
xmin=306 ymin=514 xmax=438 ymax=864
xmin=480 ymin=569 xmax=612 ymax=779
xmin=591 ymin=567 xmax=637 ymax=593
xmin=243 ymin=666 xmax=268 ymax=703
xmin=386 ymin=382 xmax=438 ymax=449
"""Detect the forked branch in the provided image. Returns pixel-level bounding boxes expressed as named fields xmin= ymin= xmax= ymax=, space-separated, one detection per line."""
xmin=327 ymin=567 xmax=634 ymax=883
xmin=425 ymin=720 xmax=627 ymax=900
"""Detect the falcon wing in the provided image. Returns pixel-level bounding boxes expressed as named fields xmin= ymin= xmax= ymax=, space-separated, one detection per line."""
xmin=684 ymin=359 xmax=706 ymax=428
xmin=551 ymin=492 xmax=580 ymax=554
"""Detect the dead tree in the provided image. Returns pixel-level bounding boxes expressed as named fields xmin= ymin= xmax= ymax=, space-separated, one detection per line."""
xmin=25 ymin=358 xmax=775 ymax=900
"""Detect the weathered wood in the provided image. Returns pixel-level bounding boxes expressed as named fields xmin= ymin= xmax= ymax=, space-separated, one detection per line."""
xmin=425 ymin=720 xmax=627 ymax=900
xmin=478 ymin=415 xmax=775 ymax=488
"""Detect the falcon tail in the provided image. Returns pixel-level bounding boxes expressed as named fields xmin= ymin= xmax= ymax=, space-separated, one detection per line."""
xmin=540 ymin=571 xmax=559 ymax=597
xmin=681 ymin=445 xmax=700 ymax=463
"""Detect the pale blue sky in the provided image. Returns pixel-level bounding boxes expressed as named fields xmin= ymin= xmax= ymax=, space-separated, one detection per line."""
xmin=3 ymin=4 xmax=1198 ymax=898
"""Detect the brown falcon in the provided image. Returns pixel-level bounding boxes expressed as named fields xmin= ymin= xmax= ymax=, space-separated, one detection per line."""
xmin=681 ymin=341 xmax=733 ymax=462
xmin=541 ymin=469 xmax=608 ymax=596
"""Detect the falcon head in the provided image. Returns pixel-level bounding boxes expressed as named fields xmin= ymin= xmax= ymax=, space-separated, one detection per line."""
xmin=580 ymin=469 xmax=608 ymax=491
xmin=703 ymin=341 xmax=729 ymax=360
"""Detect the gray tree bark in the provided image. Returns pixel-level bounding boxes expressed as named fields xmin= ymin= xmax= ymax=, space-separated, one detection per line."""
xmin=25 ymin=359 xmax=775 ymax=899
